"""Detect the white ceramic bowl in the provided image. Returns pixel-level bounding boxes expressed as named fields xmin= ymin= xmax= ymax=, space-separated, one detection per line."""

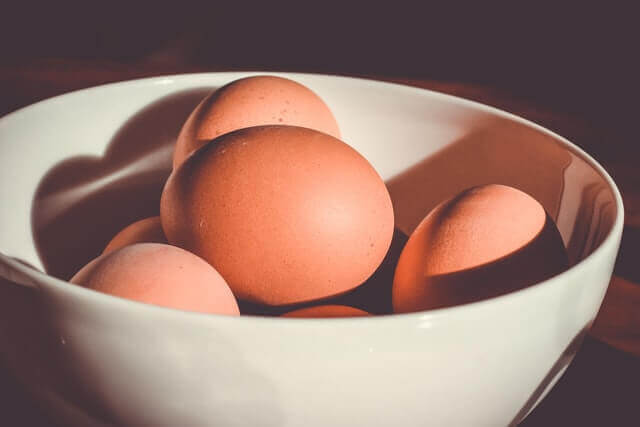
xmin=0 ymin=73 xmax=623 ymax=426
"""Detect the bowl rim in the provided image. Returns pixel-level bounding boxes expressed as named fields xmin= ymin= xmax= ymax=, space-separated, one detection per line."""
xmin=0 ymin=71 xmax=625 ymax=326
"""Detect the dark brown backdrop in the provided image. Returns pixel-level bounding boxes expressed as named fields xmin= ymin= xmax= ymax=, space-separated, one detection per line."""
xmin=1 ymin=3 xmax=639 ymax=426
xmin=1 ymin=3 xmax=638 ymax=159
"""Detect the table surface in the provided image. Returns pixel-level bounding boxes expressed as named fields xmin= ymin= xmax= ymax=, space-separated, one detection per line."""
xmin=1 ymin=59 xmax=639 ymax=426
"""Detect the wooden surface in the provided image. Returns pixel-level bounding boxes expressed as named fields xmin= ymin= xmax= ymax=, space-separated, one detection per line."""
xmin=1 ymin=59 xmax=639 ymax=426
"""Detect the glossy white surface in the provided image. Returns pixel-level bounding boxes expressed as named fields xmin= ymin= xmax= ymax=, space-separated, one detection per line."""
xmin=0 ymin=73 xmax=624 ymax=426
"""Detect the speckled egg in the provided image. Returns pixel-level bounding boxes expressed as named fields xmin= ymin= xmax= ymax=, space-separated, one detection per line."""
xmin=282 ymin=305 xmax=370 ymax=318
xmin=71 ymin=243 xmax=239 ymax=315
xmin=103 ymin=217 xmax=167 ymax=254
xmin=393 ymin=184 xmax=569 ymax=312
xmin=161 ymin=125 xmax=394 ymax=306
xmin=172 ymin=75 xmax=340 ymax=167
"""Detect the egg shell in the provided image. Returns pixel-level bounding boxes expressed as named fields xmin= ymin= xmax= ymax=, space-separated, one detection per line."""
xmin=103 ymin=216 xmax=167 ymax=254
xmin=238 ymin=229 xmax=409 ymax=316
xmin=172 ymin=75 xmax=340 ymax=167
xmin=71 ymin=243 xmax=239 ymax=315
xmin=282 ymin=305 xmax=370 ymax=318
xmin=392 ymin=184 xmax=569 ymax=313
xmin=329 ymin=228 xmax=409 ymax=314
xmin=161 ymin=125 xmax=395 ymax=306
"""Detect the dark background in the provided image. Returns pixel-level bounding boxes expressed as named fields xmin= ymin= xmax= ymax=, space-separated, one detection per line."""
xmin=1 ymin=2 xmax=638 ymax=160
xmin=1 ymin=3 xmax=639 ymax=426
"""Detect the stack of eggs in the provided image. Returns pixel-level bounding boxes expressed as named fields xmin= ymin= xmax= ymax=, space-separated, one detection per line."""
xmin=71 ymin=76 xmax=569 ymax=318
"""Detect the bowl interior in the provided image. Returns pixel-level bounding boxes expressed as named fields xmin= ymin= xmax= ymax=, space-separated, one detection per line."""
xmin=0 ymin=72 xmax=618 ymax=282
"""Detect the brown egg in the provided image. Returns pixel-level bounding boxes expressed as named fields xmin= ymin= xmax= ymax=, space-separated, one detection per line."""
xmin=103 ymin=217 xmax=167 ymax=254
xmin=71 ymin=243 xmax=240 ymax=315
xmin=172 ymin=75 xmax=340 ymax=167
xmin=161 ymin=125 xmax=394 ymax=306
xmin=282 ymin=305 xmax=370 ymax=318
xmin=330 ymin=228 xmax=409 ymax=314
xmin=392 ymin=184 xmax=569 ymax=313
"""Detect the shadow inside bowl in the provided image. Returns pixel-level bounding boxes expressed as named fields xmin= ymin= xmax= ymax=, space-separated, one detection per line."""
xmin=238 ymin=227 xmax=409 ymax=316
xmin=394 ymin=213 xmax=570 ymax=313
xmin=31 ymin=87 xmax=215 ymax=280
xmin=385 ymin=117 xmax=617 ymax=265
